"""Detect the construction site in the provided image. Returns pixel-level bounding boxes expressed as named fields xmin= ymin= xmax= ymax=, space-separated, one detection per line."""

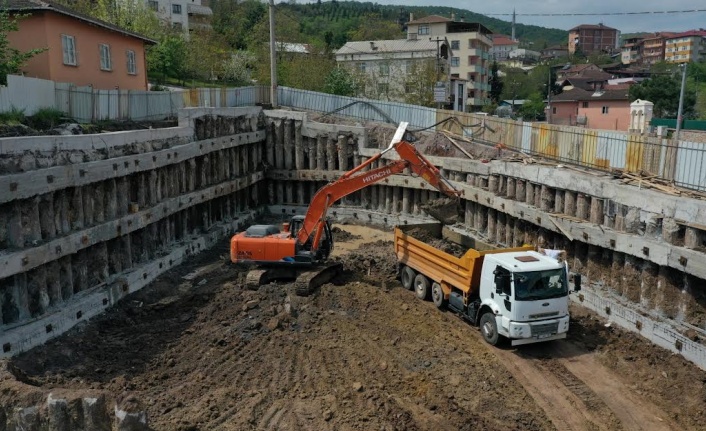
xmin=1 ymin=106 xmax=706 ymax=430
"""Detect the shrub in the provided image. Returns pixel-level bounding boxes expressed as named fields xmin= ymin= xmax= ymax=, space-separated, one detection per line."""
xmin=28 ymin=107 xmax=67 ymax=130
xmin=0 ymin=106 xmax=26 ymax=124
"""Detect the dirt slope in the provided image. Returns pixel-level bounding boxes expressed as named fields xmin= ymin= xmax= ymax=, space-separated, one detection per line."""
xmin=4 ymin=225 xmax=706 ymax=431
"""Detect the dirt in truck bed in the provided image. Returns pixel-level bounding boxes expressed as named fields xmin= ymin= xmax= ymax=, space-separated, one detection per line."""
xmin=3 ymin=225 xmax=706 ymax=431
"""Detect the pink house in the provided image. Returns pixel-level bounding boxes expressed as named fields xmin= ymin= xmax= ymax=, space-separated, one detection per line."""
xmin=549 ymin=86 xmax=631 ymax=130
xmin=6 ymin=0 xmax=155 ymax=90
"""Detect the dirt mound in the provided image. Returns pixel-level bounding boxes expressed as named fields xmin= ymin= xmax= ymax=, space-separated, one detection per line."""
xmin=331 ymin=226 xmax=362 ymax=243
xmin=421 ymin=198 xmax=461 ymax=225
xmin=406 ymin=227 xmax=467 ymax=258
xmin=333 ymin=239 xmax=398 ymax=284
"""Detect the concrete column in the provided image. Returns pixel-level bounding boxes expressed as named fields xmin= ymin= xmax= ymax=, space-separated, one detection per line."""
xmin=384 ymin=187 xmax=392 ymax=214
xmin=576 ymin=193 xmax=589 ymax=220
xmin=276 ymin=181 xmax=285 ymax=205
xmin=487 ymin=209 xmax=497 ymax=243
xmin=27 ymin=267 xmax=48 ymax=317
xmin=370 ymin=185 xmax=378 ymax=210
xmin=589 ymin=197 xmax=604 ymax=224
xmin=419 ymin=189 xmax=429 ymax=216
xmin=274 ymin=119 xmax=284 ymax=169
xmin=525 ymin=183 xmax=534 ymax=206
xmin=685 ymin=226 xmax=705 ymax=249
xmin=515 ymin=180 xmax=525 ymax=202
xmin=337 ymin=135 xmax=348 ymax=171
xmin=284 ymin=119 xmax=294 ymax=170
xmin=489 ymin=175 xmax=499 ymax=194
xmin=327 ymin=136 xmax=337 ymax=171
xmin=392 ymin=187 xmax=401 ymax=214
xmin=39 ymin=193 xmax=56 ymax=241
xmin=563 ymin=191 xmax=576 ymax=216
xmin=498 ymin=176 xmax=507 ymax=196
xmin=505 ymin=217 xmax=514 ymax=247
xmin=266 ymin=121 xmax=275 ymax=168
xmin=540 ymin=185 xmax=554 ymax=212
xmin=465 ymin=201 xmax=474 ymax=226
xmin=295 ymin=122 xmax=305 ymax=170
xmin=104 ymin=179 xmax=117 ymax=221
xmin=285 ymin=182 xmax=294 ymax=204
xmin=242 ymin=145 xmax=251 ymax=175
xmin=553 ymin=190 xmax=564 ymax=214
xmin=53 ymin=190 xmax=70 ymax=235
xmin=307 ymin=139 xmax=316 ymax=170
xmin=506 ymin=177 xmax=516 ymax=200
xmin=378 ymin=186 xmax=387 ymax=212
xmin=622 ymin=254 xmax=642 ymax=303
xmin=657 ymin=266 xmax=682 ymax=319
xmin=496 ymin=213 xmax=506 ymax=245
xmin=475 ymin=205 xmax=488 ymax=234
xmin=296 ymin=183 xmax=305 ymax=205
xmin=412 ymin=189 xmax=421 ymax=215
xmin=316 ymin=136 xmax=326 ymax=170
xmin=610 ymin=251 xmax=625 ymax=297
xmin=59 ymin=256 xmax=73 ymax=301
xmin=82 ymin=184 xmax=96 ymax=226
xmin=402 ymin=189 xmax=411 ymax=214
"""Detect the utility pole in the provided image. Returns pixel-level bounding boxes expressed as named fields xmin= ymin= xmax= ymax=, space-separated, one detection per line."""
xmin=547 ymin=67 xmax=552 ymax=123
xmin=668 ymin=62 xmax=688 ymax=179
xmin=430 ymin=37 xmax=444 ymax=109
xmin=269 ymin=0 xmax=278 ymax=108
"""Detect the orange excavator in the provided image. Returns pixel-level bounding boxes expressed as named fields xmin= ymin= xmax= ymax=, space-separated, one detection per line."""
xmin=230 ymin=122 xmax=461 ymax=295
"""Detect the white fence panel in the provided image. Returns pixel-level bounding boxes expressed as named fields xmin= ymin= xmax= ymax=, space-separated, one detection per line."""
xmin=0 ymin=75 xmax=55 ymax=115
xmin=597 ymin=130 xmax=627 ymax=169
xmin=675 ymin=140 xmax=706 ymax=191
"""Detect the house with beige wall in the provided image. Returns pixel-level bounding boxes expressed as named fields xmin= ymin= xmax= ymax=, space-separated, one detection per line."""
xmin=405 ymin=14 xmax=492 ymax=110
xmin=6 ymin=0 xmax=155 ymax=91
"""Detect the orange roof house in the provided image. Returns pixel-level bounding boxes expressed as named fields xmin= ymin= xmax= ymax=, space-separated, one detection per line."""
xmin=5 ymin=0 xmax=155 ymax=90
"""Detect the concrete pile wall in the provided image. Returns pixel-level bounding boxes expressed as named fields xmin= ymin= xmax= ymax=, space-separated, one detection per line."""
xmin=2 ymin=108 xmax=706 ymax=429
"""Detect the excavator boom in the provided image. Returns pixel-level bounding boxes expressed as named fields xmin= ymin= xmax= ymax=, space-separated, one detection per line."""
xmin=297 ymin=123 xmax=461 ymax=250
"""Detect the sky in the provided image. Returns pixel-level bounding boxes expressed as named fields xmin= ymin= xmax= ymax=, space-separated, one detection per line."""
xmin=299 ymin=0 xmax=706 ymax=33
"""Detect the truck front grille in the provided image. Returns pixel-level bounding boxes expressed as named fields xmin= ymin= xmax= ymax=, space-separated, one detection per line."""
xmin=531 ymin=322 xmax=559 ymax=337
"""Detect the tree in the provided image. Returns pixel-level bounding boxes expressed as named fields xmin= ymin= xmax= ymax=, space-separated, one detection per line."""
xmin=629 ymin=72 xmax=697 ymax=119
xmin=221 ymin=51 xmax=256 ymax=85
xmin=519 ymin=92 xmax=546 ymax=121
xmin=401 ymin=59 xmax=437 ymax=107
xmin=148 ymin=35 xmax=188 ymax=85
xmin=347 ymin=13 xmax=403 ymax=41
xmin=0 ymin=10 xmax=46 ymax=85
xmin=324 ymin=66 xmax=357 ymax=96
xmin=488 ymin=61 xmax=503 ymax=103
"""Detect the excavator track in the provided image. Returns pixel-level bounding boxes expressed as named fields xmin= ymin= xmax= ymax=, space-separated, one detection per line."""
xmin=294 ymin=263 xmax=344 ymax=297
xmin=244 ymin=269 xmax=270 ymax=290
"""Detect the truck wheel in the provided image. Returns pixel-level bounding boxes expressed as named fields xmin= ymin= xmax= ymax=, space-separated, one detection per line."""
xmin=413 ymin=274 xmax=430 ymax=300
xmin=431 ymin=283 xmax=447 ymax=309
xmin=480 ymin=313 xmax=500 ymax=346
xmin=400 ymin=266 xmax=416 ymax=290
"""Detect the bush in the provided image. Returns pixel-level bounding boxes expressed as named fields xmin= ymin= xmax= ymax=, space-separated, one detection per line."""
xmin=28 ymin=107 xmax=66 ymax=130
xmin=0 ymin=106 xmax=26 ymax=124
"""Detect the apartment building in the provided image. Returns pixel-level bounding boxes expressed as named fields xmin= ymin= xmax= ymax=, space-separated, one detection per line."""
xmin=335 ymin=39 xmax=451 ymax=104
xmin=568 ymin=24 xmax=620 ymax=56
xmin=665 ymin=30 xmax=706 ymax=64
xmin=641 ymin=32 xmax=674 ymax=66
xmin=145 ymin=0 xmax=212 ymax=33
xmin=621 ymin=37 xmax=643 ymax=65
xmin=406 ymin=14 xmax=493 ymax=110
xmin=490 ymin=35 xmax=518 ymax=62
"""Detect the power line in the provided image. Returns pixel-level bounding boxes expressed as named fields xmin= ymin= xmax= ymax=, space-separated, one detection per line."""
xmin=485 ymin=9 xmax=706 ymax=17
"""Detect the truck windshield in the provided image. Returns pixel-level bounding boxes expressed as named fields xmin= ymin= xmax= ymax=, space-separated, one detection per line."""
xmin=513 ymin=269 xmax=568 ymax=301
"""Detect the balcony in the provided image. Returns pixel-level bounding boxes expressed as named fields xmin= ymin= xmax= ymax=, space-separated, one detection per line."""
xmin=466 ymin=64 xmax=484 ymax=74
xmin=188 ymin=4 xmax=212 ymax=16
xmin=467 ymin=48 xmax=483 ymax=57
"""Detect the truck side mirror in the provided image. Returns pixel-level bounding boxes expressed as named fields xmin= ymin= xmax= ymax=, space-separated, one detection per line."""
xmin=573 ymin=273 xmax=582 ymax=292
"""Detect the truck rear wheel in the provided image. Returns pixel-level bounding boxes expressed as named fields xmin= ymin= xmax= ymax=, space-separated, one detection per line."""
xmin=400 ymin=266 xmax=416 ymax=290
xmin=480 ymin=312 xmax=500 ymax=346
xmin=431 ymin=282 xmax=447 ymax=309
xmin=413 ymin=274 xmax=430 ymax=300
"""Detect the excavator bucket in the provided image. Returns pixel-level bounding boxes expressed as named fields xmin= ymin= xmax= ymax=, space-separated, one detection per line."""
xmin=422 ymin=197 xmax=462 ymax=225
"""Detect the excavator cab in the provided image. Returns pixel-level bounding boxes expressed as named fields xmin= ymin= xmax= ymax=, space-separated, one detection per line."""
xmin=290 ymin=215 xmax=334 ymax=262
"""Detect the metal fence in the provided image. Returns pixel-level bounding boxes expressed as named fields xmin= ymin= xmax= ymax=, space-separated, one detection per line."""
xmin=1 ymin=76 xmax=705 ymax=192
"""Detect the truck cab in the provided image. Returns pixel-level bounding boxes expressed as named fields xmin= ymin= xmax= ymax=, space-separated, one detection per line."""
xmin=478 ymin=251 xmax=571 ymax=346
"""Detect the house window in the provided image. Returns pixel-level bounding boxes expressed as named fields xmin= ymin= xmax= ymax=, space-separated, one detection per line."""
xmin=451 ymin=57 xmax=459 ymax=67
xmin=552 ymin=107 xmax=557 ymax=114
xmin=451 ymin=40 xmax=460 ymax=50
xmin=582 ymin=101 xmax=589 ymax=108
xmin=379 ymin=63 xmax=389 ymax=76
xmin=172 ymin=3 xmax=182 ymax=14
xmin=358 ymin=62 xmax=366 ymax=73
xmin=172 ymin=22 xmax=183 ymax=30
xmin=148 ymin=0 xmax=158 ymax=10
xmin=418 ymin=25 xmax=429 ymax=35
xmin=602 ymin=106 xmax=609 ymax=114
xmin=405 ymin=83 xmax=415 ymax=93
xmin=99 ymin=43 xmax=112 ymax=71
xmin=126 ymin=50 xmax=137 ymax=75
xmin=61 ymin=34 xmax=77 ymax=66
xmin=377 ymin=83 xmax=389 ymax=94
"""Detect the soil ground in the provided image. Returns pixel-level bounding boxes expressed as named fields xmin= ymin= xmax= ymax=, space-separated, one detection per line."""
xmin=3 ymin=225 xmax=706 ymax=430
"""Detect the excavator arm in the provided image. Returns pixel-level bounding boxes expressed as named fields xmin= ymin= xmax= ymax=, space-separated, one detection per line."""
xmin=296 ymin=123 xmax=461 ymax=250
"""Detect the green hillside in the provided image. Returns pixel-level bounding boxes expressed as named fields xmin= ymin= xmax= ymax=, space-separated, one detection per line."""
xmin=278 ymin=1 xmax=567 ymax=49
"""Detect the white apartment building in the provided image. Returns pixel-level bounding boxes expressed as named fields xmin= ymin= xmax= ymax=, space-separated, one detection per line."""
xmin=490 ymin=35 xmax=518 ymax=62
xmin=146 ymin=0 xmax=212 ymax=34
xmin=335 ymin=39 xmax=451 ymax=105
xmin=406 ymin=14 xmax=493 ymax=110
